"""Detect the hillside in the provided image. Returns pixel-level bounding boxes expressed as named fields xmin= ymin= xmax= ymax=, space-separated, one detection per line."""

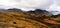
xmin=0 ymin=9 xmax=60 ymax=28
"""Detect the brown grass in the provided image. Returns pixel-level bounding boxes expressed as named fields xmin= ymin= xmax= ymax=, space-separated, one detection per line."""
xmin=0 ymin=12 xmax=60 ymax=28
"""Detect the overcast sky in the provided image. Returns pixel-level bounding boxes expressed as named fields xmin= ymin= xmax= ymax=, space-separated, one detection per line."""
xmin=0 ymin=0 xmax=53 ymax=10
xmin=0 ymin=0 xmax=60 ymax=15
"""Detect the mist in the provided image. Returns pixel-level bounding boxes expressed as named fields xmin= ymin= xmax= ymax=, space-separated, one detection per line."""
xmin=0 ymin=0 xmax=53 ymax=10
xmin=0 ymin=0 xmax=60 ymax=15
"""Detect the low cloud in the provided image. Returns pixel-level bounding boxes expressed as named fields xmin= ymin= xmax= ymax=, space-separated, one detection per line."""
xmin=46 ymin=0 xmax=60 ymax=15
xmin=0 ymin=0 xmax=53 ymax=11
xmin=0 ymin=0 xmax=60 ymax=15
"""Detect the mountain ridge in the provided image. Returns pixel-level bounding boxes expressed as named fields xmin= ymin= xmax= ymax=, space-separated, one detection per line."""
xmin=0 ymin=8 xmax=60 ymax=28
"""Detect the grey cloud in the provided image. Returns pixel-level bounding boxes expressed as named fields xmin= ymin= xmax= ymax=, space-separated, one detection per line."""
xmin=0 ymin=0 xmax=53 ymax=11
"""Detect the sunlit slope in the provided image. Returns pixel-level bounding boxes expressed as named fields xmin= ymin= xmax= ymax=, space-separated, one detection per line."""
xmin=0 ymin=11 xmax=60 ymax=28
xmin=0 ymin=12 xmax=50 ymax=28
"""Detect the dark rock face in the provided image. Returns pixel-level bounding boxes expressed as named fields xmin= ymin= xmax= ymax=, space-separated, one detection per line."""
xmin=0 ymin=8 xmax=22 ymax=12
xmin=28 ymin=9 xmax=52 ymax=16
xmin=7 ymin=8 xmax=22 ymax=12
xmin=28 ymin=9 xmax=49 ymax=14
xmin=35 ymin=9 xmax=49 ymax=13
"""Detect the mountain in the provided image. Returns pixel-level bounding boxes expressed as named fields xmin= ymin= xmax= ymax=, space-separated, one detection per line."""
xmin=28 ymin=9 xmax=52 ymax=16
xmin=0 ymin=8 xmax=52 ymax=16
xmin=7 ymin=8 xmax=22 ymax=12
xmin=0 ymin=8 xmax=22 ymax=12
xmin=28 ymin=9 xmax=48 ymax=13
xmin=35 ymin=9 xmax=49 ymax=13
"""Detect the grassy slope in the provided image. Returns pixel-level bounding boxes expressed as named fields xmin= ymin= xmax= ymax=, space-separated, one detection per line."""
xmin=0 ymin=11 xmax=60 ymax=28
